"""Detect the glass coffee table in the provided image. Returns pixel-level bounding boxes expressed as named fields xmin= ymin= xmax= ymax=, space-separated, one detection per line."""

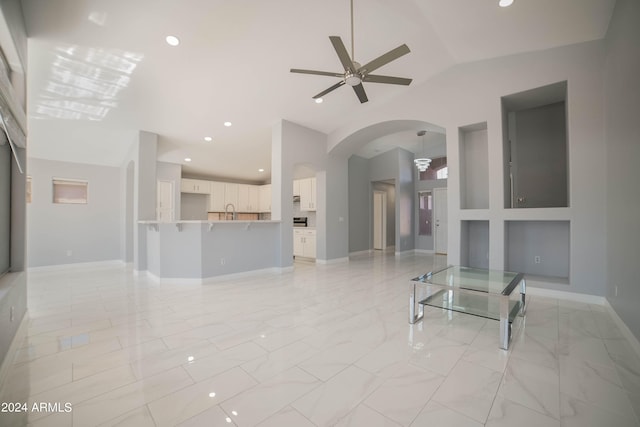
xmin=409 ymin=266 xmax=526 ymax=350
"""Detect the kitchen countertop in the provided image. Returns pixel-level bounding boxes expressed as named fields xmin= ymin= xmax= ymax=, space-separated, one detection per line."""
xmin=138 ymin=220 xmax=281 ymax=224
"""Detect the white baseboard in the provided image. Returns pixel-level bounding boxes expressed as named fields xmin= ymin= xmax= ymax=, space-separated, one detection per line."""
xmin=142 ymin=266 xmax=293 ymax=285
xmin=316 ymin=257 xmax=349 ymax=265
xmin=414 ymin=249 xmax=436 ymax=254
xmin=28 ymin=259 xmax=125 ymax=273
xmin=526 ymin=286 xmax=606 ymax=305
xmin=395 ymin=250 xmax=415 ymax=257
xmin=0 ymin=311 xmax=27 ymax=389
xmin=349 ymin=249 xmax=373 ymax=257
xmin=604 ymin=300 xmax=640 ymax=360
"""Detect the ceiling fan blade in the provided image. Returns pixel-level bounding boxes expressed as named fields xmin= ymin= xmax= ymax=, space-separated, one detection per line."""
xmin=329 ymin=36 xmax=355 ymax=72
xmin=359 ymin=44 xmax=410 ymax=74
xmin=313 ymin=80 xmax=345 ymax=99
xmin=352 ymin=83 xmax=368 ymax=103
xmin=364 ymin=74 xmax=412 ymax=85
xmin=290 ymin=69 xmax=343 ymax=78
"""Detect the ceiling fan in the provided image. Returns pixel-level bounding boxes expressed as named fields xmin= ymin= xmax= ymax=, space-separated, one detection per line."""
xmin=290 ymin=0 xmax=412 ymax=104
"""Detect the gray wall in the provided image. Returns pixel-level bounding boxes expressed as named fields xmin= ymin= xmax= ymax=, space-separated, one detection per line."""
xmin=348 ymin=155 xmax=370 ymax=253
xmin=349 ymin=149 xmax=419 ymax=254
xmin=27 ymin=158 xmax=121 ymax=267
xmin=144 ymin=222 xmax=279 ymax=279
xmin=512 ymin=102 xmax=568 ymax=208
xmin=460 ymin=128 xmax=489 ymax=209
xmin=121 ymin=131 xmax=158 ymax=272
xmin=604 ymin=0 xmax=640 ymax=339
xmin=461 ymin=220 xmax=490 ymax=269
xmin=506 ymin=221 xmax=570 ymax=279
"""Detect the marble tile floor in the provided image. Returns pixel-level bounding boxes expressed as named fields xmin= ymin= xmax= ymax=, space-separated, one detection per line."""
xmin=1 ymin=252 xmax=640 ymax=426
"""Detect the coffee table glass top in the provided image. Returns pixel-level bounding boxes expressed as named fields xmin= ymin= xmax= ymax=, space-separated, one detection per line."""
xmin=412 ymin=266 xmax=522 ymax=295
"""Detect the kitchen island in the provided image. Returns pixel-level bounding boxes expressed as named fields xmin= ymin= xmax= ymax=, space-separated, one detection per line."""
xmin=138 ymin=220 xmax=282 ymax=282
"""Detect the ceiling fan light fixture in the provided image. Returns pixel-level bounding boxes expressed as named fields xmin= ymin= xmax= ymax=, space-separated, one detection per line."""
xmin=315 ymin=98 xmax=323 ymax=104
xmin=344 ymin=72 xmax=362 ymax=87
xmin=499 ymin=0 xmax=514 ymax=7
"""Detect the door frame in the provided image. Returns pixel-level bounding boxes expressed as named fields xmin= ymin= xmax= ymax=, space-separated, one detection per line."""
xmin=373 ymin=190 xmax=387 ymax=250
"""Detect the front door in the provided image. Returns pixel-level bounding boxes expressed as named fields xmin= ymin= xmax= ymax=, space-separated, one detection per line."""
xmin=434 ymin=187 xmax=448 ymax=254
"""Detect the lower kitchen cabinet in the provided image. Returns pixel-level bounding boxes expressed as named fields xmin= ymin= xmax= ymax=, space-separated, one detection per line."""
xmin=293 ymin=229 xmax=316 ymax=259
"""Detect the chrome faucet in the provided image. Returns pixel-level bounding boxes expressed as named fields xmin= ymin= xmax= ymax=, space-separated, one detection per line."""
xmin=225 ymin=203 xmax=236 ymax=220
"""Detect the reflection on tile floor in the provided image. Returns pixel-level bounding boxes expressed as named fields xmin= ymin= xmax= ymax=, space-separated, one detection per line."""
xmin=1 ymin=252 xmax=639 ymax=426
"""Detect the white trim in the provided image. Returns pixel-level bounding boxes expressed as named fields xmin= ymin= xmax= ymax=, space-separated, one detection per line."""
xmin=349 ymin=249 xmax=373 ymax=256
xmin=604 ymin=300 xmax=640 ymax=360
xmin=526 ymin=286 xmax=606 ymax=305
xmin=395 ymin=250 xmax=415 ymax=257
xmin=0 ymin=310 xmax=27 ymax=388
xmin=143 ymin=266 xmax=293 ymax=285
xmin=203 ymin=267 xmax=291 ymax=283
xmin=316 ymin=257 xmax=349 ymax=265
xmin=414 ymin=249 xmax=436 ymax=254
xmin=28 ymin=259 xmax=125 ymax=273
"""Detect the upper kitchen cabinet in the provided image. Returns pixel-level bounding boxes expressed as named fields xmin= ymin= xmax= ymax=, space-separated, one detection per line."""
xmin=237 ymin=184 xmax=259 ymax=212
xmin=259 ymin=184 xmax=271 ymax=213
xmin=293 ymin=180 xmax=300 ymax=197
xmin=299 ymin=177 xmax=316 ymax=211
xmin=502 ymin=81 xmax=568 ymax=209
xmin=181 ymin=178 xmax=210 ymax=195
xmin=209 ymin=181 xmax=226 ymax=212
xmin=224 ymin=183 xmax=239 ymax=209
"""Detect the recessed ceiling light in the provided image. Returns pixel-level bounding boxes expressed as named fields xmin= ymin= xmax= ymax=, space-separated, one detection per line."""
xmin=184 ymin=157 xmax=192 ymax=162
xmin=258 ymin=168 xmax=265 ymax=172
xmin=224 ymin=121 xmax=232 ymax=127
xmin=315 ymin=98 xmax=323 ymax=104
xmin=165 ymin=35 xmax=180 ymax=46
xmin=498 ymin=0 xmax=514 ymax=7
xmin=204 ymin=136 xmax=212 ymax=142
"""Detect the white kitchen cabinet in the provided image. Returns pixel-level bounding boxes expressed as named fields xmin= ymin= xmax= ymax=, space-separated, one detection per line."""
xmin=224 ymin=183 xmax=239 ymax=210
xmin=237 ymin=184 xmax=259 ymax=212
xmin=181 ymin=178 xmax=210 ymax=194
xmin=293 ymin=180 xmax=301 ymax=197
xmin=209 ymin=181 xmax=226 ymax=212
xmin=299 ymin=177 xmax=316 ymax=211
xmin=293 ymin=229 xmax=316 ymax=259
xmin=259 ymin=184 xmax=271 ymax=212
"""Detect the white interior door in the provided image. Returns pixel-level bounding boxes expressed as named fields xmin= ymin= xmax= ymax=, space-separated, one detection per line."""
xmin=157 ymin=180 xmax=174 ymax=222
xmin=373 ymin=191 xmax=387 ymax=250
xmin=434 ymin=187 xmax=448 ymax=254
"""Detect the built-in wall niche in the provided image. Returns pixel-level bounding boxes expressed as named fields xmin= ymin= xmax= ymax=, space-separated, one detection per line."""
xmin=505 ymin=220 xmax=570 ymax=282
xmin=460 ymin=220 xmax=489 ymax=269
xmin=459 ymin=122 xmax=489 ymax=209
xmin=502 ymin=81 xmax=568 ymax=209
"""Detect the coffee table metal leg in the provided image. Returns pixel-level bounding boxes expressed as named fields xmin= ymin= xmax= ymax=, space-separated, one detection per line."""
xmin=520 ymin=278 xmax=527 ymax=316
xmin=409 ymin=282 xmax=424 ymax=324
xmin=500 ymin=295 xmax=510 ymax=350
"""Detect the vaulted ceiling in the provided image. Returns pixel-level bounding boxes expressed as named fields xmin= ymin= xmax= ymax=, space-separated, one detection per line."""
xmin=21 ymin=0 xmax=616 ymax=181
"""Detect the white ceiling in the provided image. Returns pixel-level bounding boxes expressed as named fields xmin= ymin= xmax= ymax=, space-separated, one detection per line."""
xmin=21 ymin=0 xmax=616 ymax=182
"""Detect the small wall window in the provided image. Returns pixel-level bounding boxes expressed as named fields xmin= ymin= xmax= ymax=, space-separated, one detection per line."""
xmin=418 ymin=191 xmax=433 ymax=236
xmin=436 ymin=167 xmax=448 ymax=180
xmin=419 ymin=157 xmax=447 ymax=181
xmin=53 ymin=178 xmax=88 ymax=204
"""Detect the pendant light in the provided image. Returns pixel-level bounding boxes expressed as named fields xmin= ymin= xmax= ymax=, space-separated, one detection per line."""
xmin=414 ymin=130 xmax=432 ymax=172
